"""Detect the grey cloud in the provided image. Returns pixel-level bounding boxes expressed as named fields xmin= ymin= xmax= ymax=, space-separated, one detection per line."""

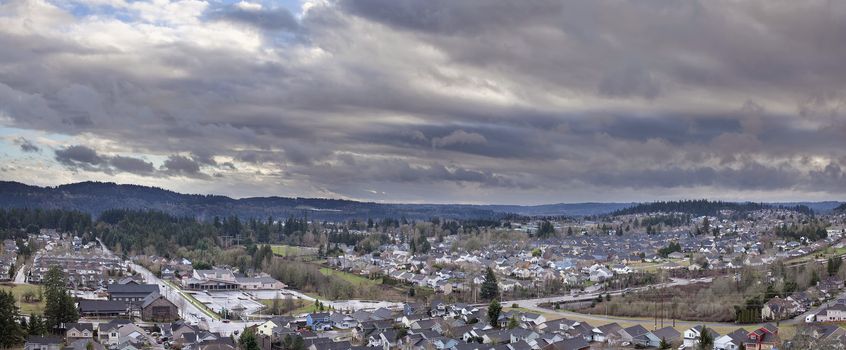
xmin=14 ymin=137 xmax=40 ymax=153
xmin=161 ymin=155 xmax=210 ymax=179
xmin=53 ymin=145 xmax=208 ymax=178
xmin=55 ymin=145 xmax=104 ymax=167
xmin=3 ymin=0 xmax=846 ymax=202
xmin=109 ymin=155 xmax=155 ymax=175
xmin=431 ymin=130 xmax=487 ymax=148
xmin=598 ymin=64 xmax=660 ymax=99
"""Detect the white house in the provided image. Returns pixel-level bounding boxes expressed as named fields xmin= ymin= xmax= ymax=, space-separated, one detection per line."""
xmin=714 ymin=329 xmax=748 ymax=350
xmin=816 ymin=303 xmax=846 ymax=322
xmin=683 ymin=325 xmax=719 ymax=349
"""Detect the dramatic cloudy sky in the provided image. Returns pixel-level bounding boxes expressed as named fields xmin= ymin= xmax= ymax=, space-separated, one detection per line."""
xmin=1 ymin=0 xmax=845 ymax=204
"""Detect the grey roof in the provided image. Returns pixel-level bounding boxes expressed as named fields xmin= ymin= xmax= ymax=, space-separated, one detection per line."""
xmin=547 ymin=338 xmax=589 ymax=350
xmin=141 ymin=291 xmax=173 ymax=308
xmin=65 ymin=323 xmax=94 ymax=332
xmin=98 ymin=319 xmax=131 ymax=332
xmin=26 ymin=336 xmax=63 ymax=345
xmin=78 ymin=300 xmax=129 ymax=313
xmin=67 ymin=339 xmax=105 ymax=350
xmin=652 ymin=326 xmax=680 ymax=341
xmin=106 ymin=284 xmax=159 ymax=295
xmin=623 ymin=325 xmax=649 ymax=337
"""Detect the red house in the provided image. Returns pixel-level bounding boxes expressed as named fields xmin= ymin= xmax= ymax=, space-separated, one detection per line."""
xmin=743 ymin=323 xmax=779 ymax=350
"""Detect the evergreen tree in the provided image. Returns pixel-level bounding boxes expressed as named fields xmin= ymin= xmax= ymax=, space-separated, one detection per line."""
xmin=506 ymin=316 xmax=519 ymax=329
xmin=827 ymin=256 xmax=842 ymax=276
xmin=238 ymin=327 xmax=260 ymax=350
xmin=0 ymin=290 xmax=25 ymax=348
xmin=659 ymin=337 xmax=671 ymax=349
xmin=487 ymin=299 xmax=501 ymax=328
xmin=28 ymin=314 xmax=47 ymax=336
xmin=697 ymin=326 xmax=714 ymax=350
xmin=44 ymin=265 xmax=79 ymax=329
xmin=480 ymin=267 xmax=499 ymax=300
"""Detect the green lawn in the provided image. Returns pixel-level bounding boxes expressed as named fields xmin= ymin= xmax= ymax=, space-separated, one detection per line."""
xmin=319 ymin=267 xmax=381 ymax=287
xmin=0 ymin=283 xmax=45 ymax=315
xmin=270 ymin=245 xmax=316 ymax=257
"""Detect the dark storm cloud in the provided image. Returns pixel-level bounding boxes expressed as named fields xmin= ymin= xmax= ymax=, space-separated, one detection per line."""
xmin=2 ymin=0 xmax=846 ymax=202
xmin=14 ymin=137 xmax=40 ymax=153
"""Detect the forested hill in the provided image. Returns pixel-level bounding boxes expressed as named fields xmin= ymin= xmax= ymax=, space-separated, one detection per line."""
xmin=836 ymin=203 xmax=846 ymax=212
xmin=0 ymin=181 xmax=629 ymax=220
xmin=610 ymin=199 xmax=828 ymax=216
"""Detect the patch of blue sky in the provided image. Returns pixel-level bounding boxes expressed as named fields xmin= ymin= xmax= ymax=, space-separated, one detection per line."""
xmin=47 ymin=0 xmax=138 ymax=23
xmin=0 ymin=126 xmax=64 ymax=159
xmin=212 ymin=0 xmax=303 ymax=16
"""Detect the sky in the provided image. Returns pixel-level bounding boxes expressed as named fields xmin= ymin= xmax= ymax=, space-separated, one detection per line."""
xmin=0 ymin=0 xmax=845 ymax=204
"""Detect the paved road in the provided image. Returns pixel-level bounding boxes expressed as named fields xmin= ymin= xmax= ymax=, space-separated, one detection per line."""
xmin=130 ymin=261 xmax=261 ymax=336
xmin=13 ymin=263 xmax=27 ymax=284
xmin=96 ymin=238 xmax=259 ymax=336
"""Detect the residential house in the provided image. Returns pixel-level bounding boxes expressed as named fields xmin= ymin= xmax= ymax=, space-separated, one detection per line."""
xmin=620 ymin=325 xmax=660 ymax=348
xmin=587 ymin=322 xmax=619 ymax=343
xmin=714 ymin=328 xmax=749 ymax=350
xmin=816 ymin=303 xmax=846 ymax=322
xmin=541 ymin=338 xmax=589 ymax=350
xmin=683 ymin=325 xmax=720 ymax=349
xmin=652 ymin=327 xmax=681 ymax=347
xmin=24 ymin=336 xmax=63 ymax=350
xmin=742 ymin=324 xmax=779 ymax=350
xmin=65 ymin=323 xmax=94 ymax=342
xmin=66 ymin=339 xmax=105 ymax=350
xmin=98 ymin=319 xmax=131 ymax=346
xmin=306 ymin=312 xmax=333 ymax=331
xmin=761 ymin=296 xmax=800 ymax=320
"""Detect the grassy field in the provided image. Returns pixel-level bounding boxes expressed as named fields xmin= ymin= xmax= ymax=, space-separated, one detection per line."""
xmin=270 ymin=245 xmax=316 ymax=257
xmin=628 ymin=261 xmax=666 ymax=272
xmin=0 ymin=283 xmax=45 ymax=315
xmin=258 ymin=298 xmax=312 ymax=315
xmin=319 ymin=268 xmax=381 ymax=287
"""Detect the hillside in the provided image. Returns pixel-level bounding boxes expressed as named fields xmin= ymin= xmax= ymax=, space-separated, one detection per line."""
xmin=0 ymin=181 xmax=630 ymax=220
xmin=610 ymin=199 xmax=820 ymax=216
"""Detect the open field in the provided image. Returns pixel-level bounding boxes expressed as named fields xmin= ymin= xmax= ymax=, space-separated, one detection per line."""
xmin=270 ymin=245 xmax=317 ymax=257
xmin=319 ymin=268 xmax=381 ymax=287
xmin=0 ymin=283 xmax=45 ymax=315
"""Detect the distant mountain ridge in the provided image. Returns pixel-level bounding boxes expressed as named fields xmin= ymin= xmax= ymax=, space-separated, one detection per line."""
xmin=0 ymin=181 xmax=633 ymax=220
xmin=0 ymin=181 xmax=841 ymax=220
xmin=611 ymin=199 xmax=843 ymax=216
